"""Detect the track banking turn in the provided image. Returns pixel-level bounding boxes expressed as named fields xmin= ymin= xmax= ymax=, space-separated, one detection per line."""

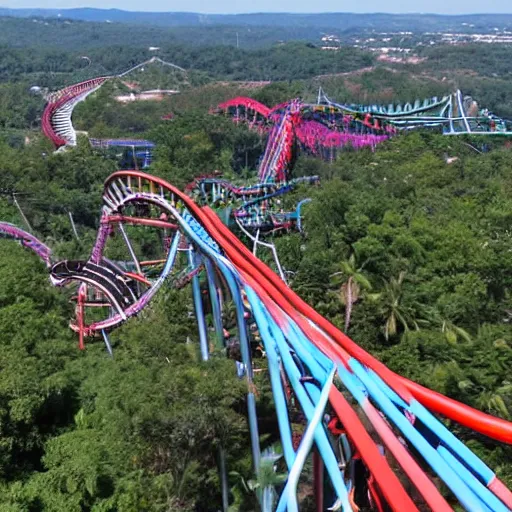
xmin=106 ymin=170 xmax=512 ymax=512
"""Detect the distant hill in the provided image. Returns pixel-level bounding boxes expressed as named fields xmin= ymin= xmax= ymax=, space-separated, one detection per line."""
xmin=2 ymin=8 xmax=512 ymax=32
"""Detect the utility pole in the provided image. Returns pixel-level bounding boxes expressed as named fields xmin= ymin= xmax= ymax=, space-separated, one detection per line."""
xmin=236 ymin=32 xmax=240 ymax=49
xmin=68 ymin=211 xmax=79 ymax=240
xmin=12 ymin=194 xmax=33 ymax=233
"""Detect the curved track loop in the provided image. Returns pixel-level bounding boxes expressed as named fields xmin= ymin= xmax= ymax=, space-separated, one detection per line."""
xmin=216 ymin=96 xmax=272 ymax=119
xmin=41 ymin=57 xmax=188 ymax=149
xmin=98 ymin=170 xmax=512 ymax=512
xmin=42 ymin=77 xmax=110 ymax=148
xmin=60 ymin=193 xmax=183 ymax=336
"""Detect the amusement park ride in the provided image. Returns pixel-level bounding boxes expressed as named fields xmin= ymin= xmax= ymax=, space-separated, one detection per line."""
xmin=2 ymin=169 xmax=512 ymax=511
xmin=2 ymin=72 xmax=512 ymax=510
xmin=41 ymin=57 xmax=186 ymax=149
xmin=316 ymin=87 xmax=512 ymax=135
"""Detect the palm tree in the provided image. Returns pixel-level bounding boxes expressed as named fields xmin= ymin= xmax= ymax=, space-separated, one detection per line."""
xmin=420 ymin=307 xmax=472 ymax=344
xmin=229 ymin=445 xmax=287 ymax=512
xmin=249 ymin=450 xmax=287 ymax=512
xmin=330 ymin=253 xmax=372 ymax=332
xmin=475 ymin=383 xmax=512 ymax=420
xmin=440 ymin=319 xmax=472 ymax=344
xmin=373 ymin=271 xmax=418 ymax=340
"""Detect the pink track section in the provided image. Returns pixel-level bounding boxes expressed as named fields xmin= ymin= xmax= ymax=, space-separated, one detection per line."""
xmin=489 ymin=477 xmax=512 ymax=509
xmin=41 ymin=77 xmax=110 ymax=148
xmin=216 ymin=96 xmax=271 ymax=118
xmin=0 ymin=222 xmax=52 ymax=266
xmin=295 ymin=119 xmax=389 ymax=151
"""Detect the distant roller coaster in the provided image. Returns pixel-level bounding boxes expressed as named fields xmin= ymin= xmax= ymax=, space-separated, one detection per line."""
xmin=41 ymin=57 xmax=186 ymax=149
xmin=317 ymin=87 xmax=512 ymax=135
xmin=203 ymin=89 xmax=512 ymax=236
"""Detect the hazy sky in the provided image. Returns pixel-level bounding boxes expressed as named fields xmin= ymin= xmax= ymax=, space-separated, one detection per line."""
xmin=4 ymin=0 xmax=512 ymax=13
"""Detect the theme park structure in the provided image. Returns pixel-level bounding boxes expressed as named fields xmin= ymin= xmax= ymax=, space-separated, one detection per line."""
xmin=188 ymin=97 xmax=389 ymax=239
xmin=213 ymin=96 xmax=392 ymax=172
xmin=42 ymin=76 xmax=110 ymax=148
xmin=215 ymin=90 xmax=512 ymax=161
xmin=44 ymin=72 xmax=512 ymax=238
xmin=195 ymin=90 xmax=512 ymax=239
xmin=317 ymin=88 xmax=512 ymax=135
xmin=215 ymin=90 xmax=512 ymax=144
xmin=41 ymin=69 xmax=512 ymax=152
xmin=2 ymin=170 xmax=512 ymax=511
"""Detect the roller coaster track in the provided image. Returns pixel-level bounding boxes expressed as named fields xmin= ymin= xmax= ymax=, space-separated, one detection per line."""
xmin=41 ymin=57 xmax=187 ymax=149
xmin=318 ymin=88 xmax=512 ymax=135
xmin=205 ymin=90 xmax=512 ymax=245
xmin=217 ymin=96 xmax=272 ymax=120
xmin=42 ymin=77 xmax=110 ymax=148
xmin=43 ymin=76 xmax=512 ymax=152
xmin=215 ymin=97 xmax=390 ymax=186
xmin=317 ymin=87 xmax=453 ymax=119
xmin=0 ymin=222 xmax=52 ymax=266
xmin=2 ymin=170 xmax=512 ymax=511
xmin=186 ymin=173 xmax=319 ymax=235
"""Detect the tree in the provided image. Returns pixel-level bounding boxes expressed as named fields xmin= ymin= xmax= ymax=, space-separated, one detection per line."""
xmin=373 ymin=272 xmax=418 ymax=341
xmin=419 ymin=307 xmax=472 ymax=345
xmin=330 ymin=253 xmax=372 ymax=332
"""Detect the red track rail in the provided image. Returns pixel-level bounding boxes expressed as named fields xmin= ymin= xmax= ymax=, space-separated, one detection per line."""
xmin=106 ymin=171 xmax=512 ymax=445
xmin=216 ymin=96 xmax=271 ymax=118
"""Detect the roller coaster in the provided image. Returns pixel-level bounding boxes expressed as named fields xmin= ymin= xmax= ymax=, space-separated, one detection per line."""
xmin=192 ymin=89 xmax=512 ymax=239
xmin=214 ymin=90 xmax=512 ymax=160
xmin=41 ymin=76 xmax=512 ymax=237
xmin=317 ymin=88 xmax=512 ymax=135
xmin=41 ymin=57 xmax=186 ymax=149
xmin=43 ymin=67 xmax=512 ymax=154
xmin=214 ymin=95 xmax=393 ymax=174
xmin=189 ymin=96 xmax=388 ymax=237
xmin=1 ymin=170 xmax=512 ymax=511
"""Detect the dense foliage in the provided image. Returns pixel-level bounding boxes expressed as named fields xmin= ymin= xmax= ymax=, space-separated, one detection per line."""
xmin=0 ymin=37 xmax=373 ymax=87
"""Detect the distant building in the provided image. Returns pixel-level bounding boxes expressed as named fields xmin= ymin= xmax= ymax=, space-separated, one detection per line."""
xmin=115 ymin=90 xmax=180 ymax=103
